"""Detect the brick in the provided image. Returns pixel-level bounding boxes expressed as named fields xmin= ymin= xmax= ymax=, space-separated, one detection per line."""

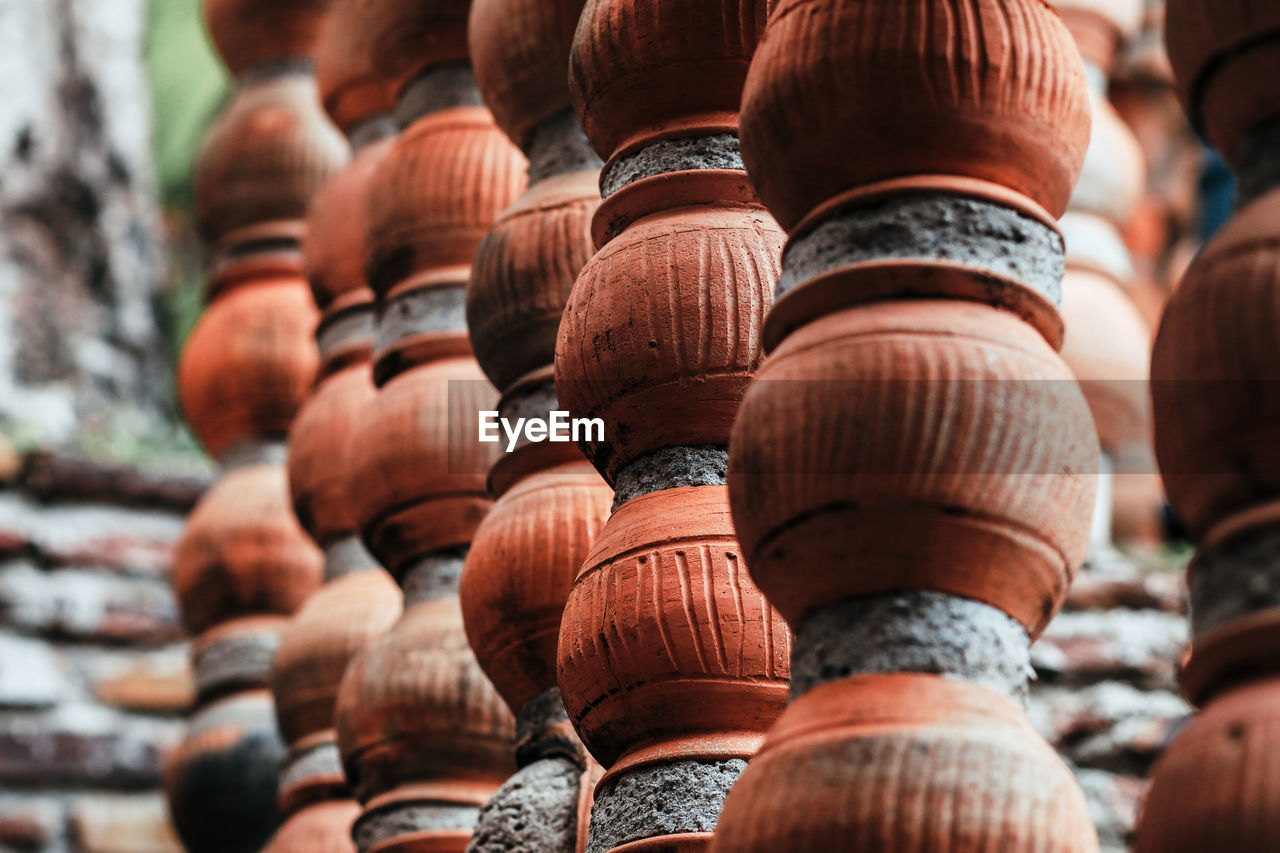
xmin=0 ymin=562 xmax=181 ymax=644
xmin=0 ymin=632 xmax=69 ymax=709
xmin=72 ymin=794 xmax=181 ymax=853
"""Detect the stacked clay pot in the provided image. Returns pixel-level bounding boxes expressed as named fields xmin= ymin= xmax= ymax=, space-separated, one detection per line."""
xmin=552 ymin=2 xmax=793 ymax=850
xmin=462 ymin=0 xmax=614 ymax=850
xmin=263 ymin=3 xmax=405 ymax=850
xmin=334 ymin=2 xmax=523 ymax=850
xmin=712 ymin=1 xmax=1101 ymax=849
xmin=166 ymin=5 xmax=344 ymax=852
xmin=1138 ymin=7 xmax=1280 ymax=843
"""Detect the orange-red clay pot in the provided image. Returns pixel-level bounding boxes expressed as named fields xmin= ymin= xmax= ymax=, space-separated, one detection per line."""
xmin=461 ymin=459 xmax=611 ymax=713
xmin=315 ymin=0 xmax=393 ymax=134
xmin=178 ymin=275 xmax=319 ymax=460
xmin=1152 ymin=190 xmax=1280 ymax=539
xmin=467 ymin=169 xmax=599 ymax=392
xmin=360 ymin=0 xmax=473 ymax=103
xmin=262 ymin=800 xmax=361 ymax=853
xmin=1052 ymin=0 xmax=1143 ymax=71
xmin=555 ymin=174 xmax=782 ymax=481
xmin=557 ymin=485 xmax=791 ymax=771
xmin=173 ymin=463 xmax=323 ymax=635
xmin=1072 ymin=93 xmax=1145 ymax=228
xmin=194 ymin=72 xmax=348 ymax=250
xmin=728 ymin=300 xmax=1099 ymax=638
xmin=203 ymin=0 xmax=331 ymax=77
xmin=349 ymin=356 xmax=501 ymax=578
xmin=740 ymin=0 xmax=1092 ymax=231
xmin=710 ymin=673 xmax=1098 ymax=851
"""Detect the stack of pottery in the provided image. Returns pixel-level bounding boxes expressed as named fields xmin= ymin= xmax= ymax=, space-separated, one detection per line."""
xmin=552 ymin=2 xmax=792 ymax=850
xmin=165 ymin=1 xmax=346 ymax=851
xmin=333 ymin=2 xmax=523 ymax=850
xmin=712 ymin=1 xmax=1101 ymax=849
xmin=461 ymin=0 xmax=613 ymax=850
xmin=1138 ymin=3 xmax=1280 ymax=845
xmin=263 ymin=2 xmax=405 ymax=849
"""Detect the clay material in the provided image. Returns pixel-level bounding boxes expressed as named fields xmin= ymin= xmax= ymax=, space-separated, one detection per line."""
xmin=263 ymin=800 xmax=360 ymax=853
xmin=396 ymin=64 xmax=486 ymax=128
xmin=204 ymin=0 xmax=330 ymax=76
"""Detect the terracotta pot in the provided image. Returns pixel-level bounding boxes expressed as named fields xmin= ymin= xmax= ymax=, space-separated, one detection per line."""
xmin=1052 ymin=0 xmax=1144 ymax=71
xmin=349 ymin=356 xmax=501 ymax=578
xmin=174 ymin=464 xmax=323 ymax=635
xmin=315 ymin=0 xmax=392 ymax=134
xmin=1135 ymin=676 xmax=1280 ymax=851
xmin=178 ymin=276 xmax=319 ymax=459
xmin=569 ymin=0 xmax=769 ymax=159
xmin=191 ymin=615 xmax=291 ymax=702
xmin=288 ymin=364 xmax=378 ymax=547
xmin=203 ymin=0 xmax=331 ymax=76
xmin=364 ymin=107 xmax=526 ymax=300
xmin=166 ymin=690 xmax=286 ymax=853
xmin=710 ymin=673 xmax=1097 ymax=851
xmin=555 ymin=175 xmax=782 ymax=481
xmin=739 ymin=0 xmax=1091 ymax=231
xmin=1071 ymin=93 xmax=1145 ymax=228
xmin=194 ymin=73 xmax=348 ymax=249
xmin=263 ymin=800 xmax=360 ymax=853
xmin=1165 ymin=0 xmax=1280 ymax=163
xmin=557 ymin=486 xmax=791 ymax=770
xmin=305 ymin=136 xmax=395 ymax=315
xmin=460 ymin=460 xmax=611 ymax=713
xmin=1151 ymin=190 xmax=1280 ymax=539
xmin=335 ymin=595 xmax=516 ymax=804
xmin=469 ymin=0 xmax=588 ymax=149
xmin=271 ymin=568 xmax=402 ymax=747
xmin=728 ymin=300 xmax=1099 ymax=637
xmin=467 ymin=169 xmax=599 ymax=392
xmin=360 ymin=0 xmax=472 ymax=103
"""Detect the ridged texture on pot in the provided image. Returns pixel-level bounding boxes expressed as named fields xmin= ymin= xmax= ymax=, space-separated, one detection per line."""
xmin=1136 ymin=677 xmax=1280 ymax=851
xmin=470 ymin=0 xmax=587 ymax=149
xmin=288 ymin=364 xmax=378 ymax=546
xmin=557 ymin=486 xmax=791 ymax=768
xmin=194 ymin=74 xmax=348 ymax=248
xmin=204 ymin=0 xmax=331 ymax=76
xmin=361 ymin=0 xmax=472 ymax=102
xmin=739 ymin=0 xmax=1092 ymax=231
xmin=349 ymin=356 xmax=500 ymax=576
xmin=364 ymin=107 xmax=526 ymax=299
xmin=461 ymin=461 xmax=611 ymax=713
xmin=468 ymin=170 xmax=599 ymax=392
xmin=315 ymin=0 xmax=391 ymax=133
xmin=271 ymin=569 xmax=402 ymax=747
xmin=263 ymin=800 xmax=361 ymax=853
xmin=556 ymin=200 xmax=782 ymax=481
xmin=728 ymin=300 xmax=1098 ymax=637
xmin=710 ymin=674 xmax=1098 ymax=852
xmin=305 ymin=136 xmax=394 ymax=313
xmin=569 ymin=0 xmax=769 ymax=158
xmin=166 ymin=690 xmax=287 ymax=853
xmin=1152 ymin=191 xmax=1280 ymax=539
xmin=173 ymin=464 xmax=323 ymax=635
xmin=335 ymin=596 xmax=516 ymax=803
xmin=1165 ymin=0 xmax=1280 ymax=160
xmin=179 ymin=278 xmax=319 ymax=458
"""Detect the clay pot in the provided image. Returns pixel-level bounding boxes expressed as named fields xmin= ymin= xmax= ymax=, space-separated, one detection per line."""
xmin=728 ymin=300 xmax=1099 ymax=637
xmin=360 ymin=0 xmax=472 ymax=103
xmin=557 ymin=486 xmax=791 ymax=770
xmin=364 ymin=107 xmax=526 ymax=300
xmin=1071 ymin=93 xmax=1146 ymax=228
xmin=271 ymin=568 xmax=402 ymax=747
xmin=1165 ymin=0 xmax=1280 ymax=163
xmin=173 ymin=464 xmax=323 ymax=635
xmin=204 ymin=0 xmax=331 ymax=76
xmin=569 ymin=0 xmax=769 ymax=160
xmin=335 ymin=595 xmax=516 ymax=804
xmin=166 ymin=690 xmax=287 ymax=853
xmin=263 ymin=800 xmax=360 ymax=853
xmin=467 ymin=169 xmax=600 ymax=392
xmin=1053 ymin=0 xmax=1144 ymax=71
xmin=555 ymin=174 xmax=783 ymax=481
xmin=349 ymin=356 xmax=501 ymax=578
xmin=460 ymin=460 xmax=611 ymax=713
xmin=740 ymin=0 xmax=1092 ymax=231
xmin=178 ymin=275 xmax=319 ymax=459
xmin=1151 ymin=190 xmax=1280 ymax=540
xmin=192 ymin=615 xmax=291 ymax=703
xmin=469 ymin=0 xmax=588 ymax=149
xmin=1135 ymin=676 xmax=1280 ymax=851
xmin=288 ymin=364 xmax=378 ymax=547
xmin=315 ymin=0 xmax=392 ymax=134
xmin=194 ymin=73 xmax=348 ymax=250
xmin=710 ymin=673 xmax=1097 ymax=851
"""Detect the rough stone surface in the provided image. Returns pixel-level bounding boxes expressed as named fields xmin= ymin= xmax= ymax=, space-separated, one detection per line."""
xmin=192 ymin=629 xmax=278 ymax=701
xmin=401 ymin=548 xmax=467 ymax=603
xmin=1187 ymin=525 xmax=1280 ymax=636
xmin=324 ymin=534 xmax=377 ymax=582
xmin=610 ymin=446 xmax=727 ymax=512
xmin=525 ymin=109 xmax=601 ymax=185
xmin=466 ymin=757 xmax=582 ymax=853
xmin=600 ymin=134 xmax=742 ymax=198
xmin=499 ymin=382 xmax=560 ymax=453
xmin=586 ymin=759 xmax=744 ymax=853
xmin=515 ymin=687 xmax=570 ymax=748
xmin=395 ymin=63 xmax=483 ymax=128
xmin=791 ymin=591 xmax=1033 ymax=701
xmin=375 ymin=285 xmax=468 ymax=356
xmin=354 ymin=803 xmax=480 ymax=853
